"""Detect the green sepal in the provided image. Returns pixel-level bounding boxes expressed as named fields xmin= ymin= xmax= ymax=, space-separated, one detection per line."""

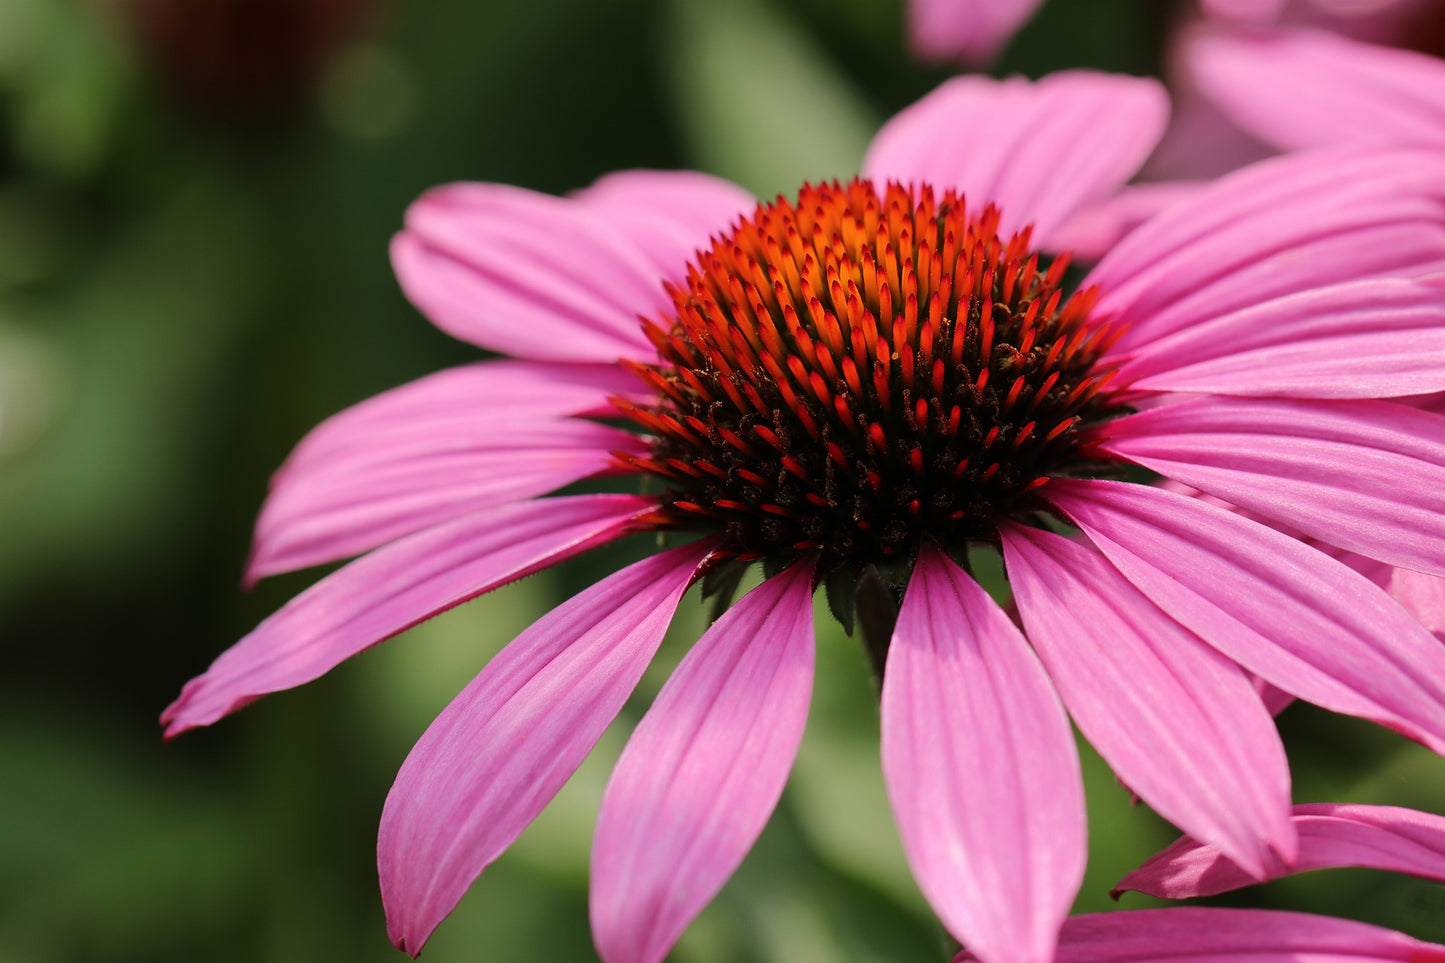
xmin=823 ymin=562 xmax=862 ymax=636
xmin=700 ymin=557 xmax=750 ymax=623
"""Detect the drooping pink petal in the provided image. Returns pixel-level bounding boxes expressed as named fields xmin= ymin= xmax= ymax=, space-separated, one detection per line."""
xmin=392 ymin=182 xmax=676 ymax=363
xmin=161 ymin=494 xmax=655 ymax=736
xmin=1047 ymin=479 xmax=1445 ymax=756
xmin=1115 ymin=275 xmax=1445 ymax=399
xmin=956 ymin=907 xmax=1445 ymax=963
xmin=380 ymin=541 xmax=712 ymax=957
xmin=1088 ymin=147 xmax=1445 ymax=358
xmin=1116 ymin=803 xmax=1445 ymax=900
xmin=862 ymin=72 xmax=1168 ymax=246
xmin=1098 ymin=397 xmax=1445 ymax=577
xmin=1048 ymin=180 xmax=1209 ymax=262
xmin=571 ymin=170 xmax=755 ymax=283
xmin=275 ymin=361 xmax=644 ymax=472
xmin=999 ymin=524 xmax=1295 ymax=879
xmin=590 ymin=561 xmax=815 ymax=963
xmin=1187 ymin=28 xmax=1445 ymax=152
xmin=882 ymin=544 xmax=1084 ymax=963
xmin=248 ymin=418 xmax=648 ymax=581
xmin=905 ymin=0 xmax=1047 ymax=66
xmin=250 ymin=360 xmax=648 ymax=581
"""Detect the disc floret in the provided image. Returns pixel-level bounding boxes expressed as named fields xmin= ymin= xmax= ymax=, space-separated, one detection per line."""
xmin=615 ymin=178 xmax=1124 ymax=567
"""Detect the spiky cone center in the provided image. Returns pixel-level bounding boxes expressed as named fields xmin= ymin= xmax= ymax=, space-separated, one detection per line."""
xmin=614 ymin=178 xmax=1126 ymax=570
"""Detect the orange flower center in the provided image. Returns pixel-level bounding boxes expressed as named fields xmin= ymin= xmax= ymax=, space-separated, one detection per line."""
xmin=616 ymin=178 xmax=1124 ymax=567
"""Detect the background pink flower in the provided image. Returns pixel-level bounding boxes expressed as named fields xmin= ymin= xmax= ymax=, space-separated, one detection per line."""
xmin=1149 ymin=0 xmax=1444 ymax=180
xmin=906 ymin=0 xmax=1048 ymax=65
xmin=1183 ymin=25 xmax=1445 ymax=151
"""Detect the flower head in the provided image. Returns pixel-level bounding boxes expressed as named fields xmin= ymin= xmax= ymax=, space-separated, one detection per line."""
xmin=615 ymin=180 xmax=1119 ymax=566
xmin=164 ymin=69 xmax=1445 ymax=963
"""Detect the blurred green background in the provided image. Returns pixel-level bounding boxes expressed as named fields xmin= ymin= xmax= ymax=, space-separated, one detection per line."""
xmin=3 ymin=0 xmax=1443 ymax=960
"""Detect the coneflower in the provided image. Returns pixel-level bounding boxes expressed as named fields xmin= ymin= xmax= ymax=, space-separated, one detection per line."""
xmin=164 ymin=71 xmax=1445 ymax=963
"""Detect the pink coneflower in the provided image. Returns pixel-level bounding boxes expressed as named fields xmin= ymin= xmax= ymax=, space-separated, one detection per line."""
xmin=164 ymin=70 xmax=1445 ymax=963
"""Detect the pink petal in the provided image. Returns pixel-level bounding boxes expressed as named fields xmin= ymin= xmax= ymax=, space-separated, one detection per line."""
xmin=1099 ymin=396 xmax=1445 ymax=577
xmin=392 ymin=183 xmax=675 ymax=363
xmin=956 ymin=907 xmax=1445 ymax=962
xmin=1328 ymin=551 xmax=1445 ymax=640
xmin=1411 ymin=390 xmax=1445 ymax=416
xmin=161 ymin=494 xmax=654 ymax=736
xmin=571 ymin=170 xmax=755 ymax=283
xmin=882 ymin=544 xmax=1084 ymax=963
xmin=254 ymin=362 xmax=646 ymax=581
xmin=1116 ymin=275 xmax=1445 ymax=399
xmin=275 ymin=361 xmax=644 ymax=472
xmin=1390 ymin=568 xmax=1445 ymax=638
xmin=1187 ymin=28 xmax=1445 ymax=152
xmin=1000 ymin=524 xmax=1295 ymax=879
xmin=379 ymin=541 xmax=712 ymax=956
xmin=1162 ymin=481 xmax=1413 ymax=638
xmin=1117 ymin=802 xmax=1445 ymax=900
xmin=1253 ymin=675 xmax=1296 ymax=717
xmin=905 ymin=0 xmax=1047 ymax=66
xmin=1200 ymin=0 xmax=1290 ymax=19
xmin=590 ymin=561 xmax=815 ymax=963
xmin=1047 ymin=479 xmax=1445 ymax=756
xmin=248 ymin=417 xmax=647 ymax=581
xmin=1088 ymin=147 xmax=1445 ymax=358
xmin=862 ymin=72 xmax=1168 ymax=246
xmin=1048 ymin=180 xmax=1210 ymax=262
